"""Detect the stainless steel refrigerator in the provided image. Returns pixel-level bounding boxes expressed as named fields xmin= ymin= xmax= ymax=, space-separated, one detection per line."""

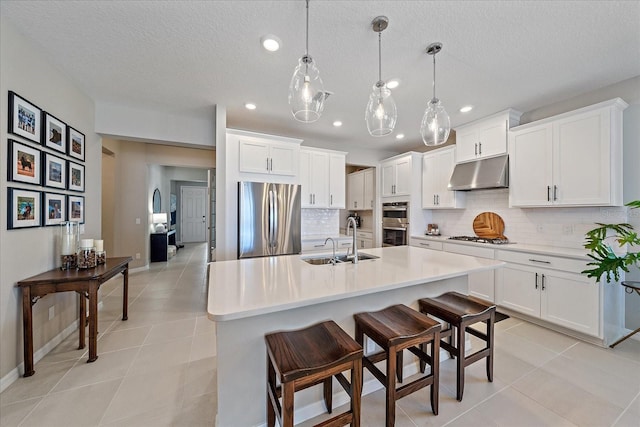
xmin=238 ymin=182 xmax=301 ymax=259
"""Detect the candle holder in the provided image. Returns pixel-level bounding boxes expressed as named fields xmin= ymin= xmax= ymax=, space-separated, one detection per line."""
xmin=77 ymin=239 xmax=96 ymax=269
xmin=96 ymin=250 xmax=106 ymax=265
xmin=59 ymin=221 xmax=79 ymax=270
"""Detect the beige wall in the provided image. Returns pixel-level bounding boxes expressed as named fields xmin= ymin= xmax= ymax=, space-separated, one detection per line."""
xmin=101 ymin=138 xmax=215 ymax=269
xmin=0 ymin=18 xmax=100 ymax=382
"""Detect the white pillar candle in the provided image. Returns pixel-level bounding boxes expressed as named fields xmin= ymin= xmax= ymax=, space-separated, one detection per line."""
xmin=80 ymin=239 xmax=94 ymax=249
xmin=61 ymin=235 xmax=76 ymax=255
xmin=94 ymin=240 xmax=104 ymax=252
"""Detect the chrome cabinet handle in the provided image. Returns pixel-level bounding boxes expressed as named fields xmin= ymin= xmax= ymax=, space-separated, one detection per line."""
xmin=420 ymin=242 xmax=430 ymax=247
xmin=330 ymin=194 xmax=333 ymax=205
xmin=479 ymin=142 xmax=482 ymax=155
xmin=270 ymin=158 xmax=273 ymax=171
xmin=553 ymin=185 xmax=558 ymax=201
xmin=433 ymin=194 xmax=436 ymax=205
xmin=475 ymin=143 xmax=478 ymax=156
xmin=541 ymin=274 xmax=546 ymax=291
xmin=314 ymin=244 xmax=325 ymax=248
xmin=547 ymin=186 xmax=551 ymax=202
xmin=535 ymin=272 xmax=539 ymax=289
xmin=266 ymin=158 xmax=270 ymax=171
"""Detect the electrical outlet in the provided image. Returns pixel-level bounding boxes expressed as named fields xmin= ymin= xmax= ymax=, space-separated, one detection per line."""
xmin=562 ymin=225 xmax=573 ymax=235
xmin=79 ymin=224 xmax=85 ymax=234
xmin=135 ymin=253 xmax=141 ymax=259
xmin=48 ymin=306 xmax=55 ymax=320
xmin=135 ymin=218 xmax=141 ymax=225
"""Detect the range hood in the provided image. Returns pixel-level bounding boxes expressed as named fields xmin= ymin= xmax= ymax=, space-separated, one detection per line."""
xmin=448 ymin=155 xmax=509 ymax=191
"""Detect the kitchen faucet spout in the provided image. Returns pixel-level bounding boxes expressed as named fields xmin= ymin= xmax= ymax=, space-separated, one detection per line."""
xmin=347 ymin=217 xmax=358 ymax=264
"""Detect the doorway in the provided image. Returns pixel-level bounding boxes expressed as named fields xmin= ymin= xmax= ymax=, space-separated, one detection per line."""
xmin=181 ymin=186 xmax=207 ymax=242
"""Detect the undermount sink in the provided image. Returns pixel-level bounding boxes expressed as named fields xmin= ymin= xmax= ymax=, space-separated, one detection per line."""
xmin=303 ymin=253 xmax=379 ymax=265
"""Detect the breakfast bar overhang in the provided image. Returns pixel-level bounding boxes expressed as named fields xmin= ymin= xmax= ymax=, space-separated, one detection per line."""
xmin=207 ymin=246 xmax=504 ymax=426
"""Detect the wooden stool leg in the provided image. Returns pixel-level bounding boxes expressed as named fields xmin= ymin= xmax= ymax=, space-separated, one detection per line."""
xmin=396 ymin=350 xmax=403 ymax=382
xmin=281 ymin=381 xmax=295 ymax=427
xmin=487 ymin=313 xmax=495 ymax=382
xmin=323 ymin=377 xmax=333 ymax=413
xmin=447 ymin=322 xmax=455 ymax=359
xmin=431 ymin=334 xmax=440 ymax=415
xmin=267 ymin=356 xmax=276 ymax=427
xmin=352 ymin=358 xmax=362 ymax=427
xmin=456 ymin=323 xmax=465 ymax=401
xmin=386 ymin=346 xmax=397 ymax=427
xmin=419 ymin=342 xmax=426 ymax=373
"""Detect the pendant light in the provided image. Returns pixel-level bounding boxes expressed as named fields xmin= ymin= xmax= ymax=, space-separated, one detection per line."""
xmin=420 ymin=42 xmax=450 ymax=146
xmin=365 ymin=16 xmax=397 ymax=137
xmin=288 ymin=0 xmax=324 ymax=123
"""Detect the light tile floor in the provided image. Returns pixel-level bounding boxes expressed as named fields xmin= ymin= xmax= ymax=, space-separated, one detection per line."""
xmin=1 ymin=242 xmax=639 ymax=426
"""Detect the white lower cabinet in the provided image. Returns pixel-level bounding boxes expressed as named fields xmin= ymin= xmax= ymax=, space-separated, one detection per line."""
xmin=301 ymin=237 xmax=352 ymax=254
xmin=495 ymin=251 xmax=600 ymax=337
xmin=410 ymin=237 xmax=443 ymax=251
xmin=443 ymin=243 xmax=495 ymax=302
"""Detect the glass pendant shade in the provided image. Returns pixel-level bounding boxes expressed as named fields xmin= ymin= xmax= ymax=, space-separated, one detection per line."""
xmin=365 ymin=83 xmax=397 ymax=136
xmin=420 ymin=98 xmax=450 ymax=146
xmin=289 ymin=55 xmax=325 ymax=123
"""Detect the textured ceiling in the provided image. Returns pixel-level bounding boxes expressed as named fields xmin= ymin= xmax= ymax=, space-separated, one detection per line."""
xmin=1 ymin=0 xmax=639 ymax=153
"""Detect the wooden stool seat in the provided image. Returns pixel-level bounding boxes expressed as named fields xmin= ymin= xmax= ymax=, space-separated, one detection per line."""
xmin=265 ymin=320 xmax=362 ymax=427
xmin=354 ymin=304 xmax=441 ymax=427
xmin=419 ymin=292 xmax=496 ymax=401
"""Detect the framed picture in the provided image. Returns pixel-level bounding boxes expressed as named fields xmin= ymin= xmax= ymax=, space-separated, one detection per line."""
xmin=43 ymin=192 xmax=66 ymax=226
xmin=43 ymin=152 xmax=67 ymax=190
xmin=8 ymin=91 xmax=42 ymax=144
xmin=67 ymin=161 xmax=85 ymax=192
xmin=67 ymin=127 xmax=85 ymax=162
xmin=68 ymin=195 xmax=85 ymax=224
xmin=8 ymin=188 xmax=41 ymax=229
xmin=43 ymin=112 xmax=67 ymax=154
xmin=8 ymin=139 xmax=41 ymax=185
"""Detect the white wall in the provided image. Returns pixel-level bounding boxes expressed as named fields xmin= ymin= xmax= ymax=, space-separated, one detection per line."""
xmin=0 ymin=17 xmax=100 ymax=382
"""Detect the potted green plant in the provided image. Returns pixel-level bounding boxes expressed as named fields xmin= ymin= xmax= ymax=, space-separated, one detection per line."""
xmin=582 ymin=200 xmax=640 ymax=283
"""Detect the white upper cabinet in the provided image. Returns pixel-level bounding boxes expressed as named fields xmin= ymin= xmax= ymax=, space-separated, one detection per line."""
xmin=509 ymin=98 xmax=627 ymax=207
xmin=300 ymin=148 xmax=346 ymax=209
xmin=347 ymin=168 xmax=374 ymax=210
xmin=421 ymin=146 xmax=465 ymax=209
xmin=455 ymin=109 xmax=523 ymax=164
xmin=381 ymin=154 xmax=413 ymax=197
xmin=239 ymin=138 xmax=299 ymax=176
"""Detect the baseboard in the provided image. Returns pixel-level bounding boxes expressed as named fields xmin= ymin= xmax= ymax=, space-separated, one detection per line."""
xmin=129 ymin=265 xmax=149 ymax=274
xmin=0 ymin=320 xmax=78 ymax=393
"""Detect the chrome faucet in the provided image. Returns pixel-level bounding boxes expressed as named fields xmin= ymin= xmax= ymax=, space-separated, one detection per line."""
xmin=324 ymin=237 xmax=337 ymax=265
xmin=346 ymin=217 xmax=358 ymax=264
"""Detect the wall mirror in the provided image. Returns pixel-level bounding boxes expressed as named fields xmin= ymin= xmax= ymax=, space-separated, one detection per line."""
xmin=153 ymin=188 xmax=161 ymax=213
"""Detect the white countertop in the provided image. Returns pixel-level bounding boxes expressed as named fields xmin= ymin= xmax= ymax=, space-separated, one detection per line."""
xmin=207 ymin=246 xmax=504 ymax=321
xmin=411 ymin=234 xmax=589 ymax=259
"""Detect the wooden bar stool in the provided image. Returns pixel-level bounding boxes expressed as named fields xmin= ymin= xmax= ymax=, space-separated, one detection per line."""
xmin=265 ymin=320 xmax=363 ymax=427
xmin=354 ymin=304 xmax=441 ymax=427
xmin=418 ymin=291 xmax=496 ymax=401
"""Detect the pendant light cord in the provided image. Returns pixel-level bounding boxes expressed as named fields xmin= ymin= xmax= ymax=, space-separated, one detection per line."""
xmin=378 ymin=31 xmax=382 ymax=83
xmin=432 ymin=52 xmax=437 ymax=101
xmin=305 ymin=0 xmax=309 ymax=56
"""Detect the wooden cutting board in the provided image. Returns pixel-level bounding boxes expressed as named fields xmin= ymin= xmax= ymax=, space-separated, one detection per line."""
xmin=473 ymin=212 xmax=506 ymax=239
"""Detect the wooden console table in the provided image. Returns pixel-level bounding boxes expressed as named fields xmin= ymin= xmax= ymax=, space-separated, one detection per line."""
xmin=17 ymin=256 xmax=132 ymax=377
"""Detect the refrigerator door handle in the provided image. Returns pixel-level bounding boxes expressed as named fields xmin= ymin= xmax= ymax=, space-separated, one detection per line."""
xmin=268 ymin=189 xmax=275 ymax=250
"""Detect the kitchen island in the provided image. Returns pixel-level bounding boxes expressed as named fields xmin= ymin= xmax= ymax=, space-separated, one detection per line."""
xmin=207 ymin=245 xmax=504 ymax=426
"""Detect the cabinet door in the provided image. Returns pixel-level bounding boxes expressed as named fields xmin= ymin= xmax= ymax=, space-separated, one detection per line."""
xmin=541 ymin=273 xmax=600 ymax=337
xmin=553 ymin=109 xmax=611 ymax=206
xmin=422 ymin=154 xmax=438 ymax=208
xmin=435 ymin=149 xmax=457 ymax=207
xmin=455 ymin=128 xmax=479 ymax=163
xmin=328 ymin=154 xmax=345 ymax=208
xmin=300 ymin=150 xmax=312 ymax=207
xmin=477 ymin=118 xmax=507 ymax=159
xmin=363 ymin=168 xmax=374 ymax=209
xmin=394 ymin=157 xmax=412 ymax=196
xmin=312 ymin=152 xmax=330 ymax=207
xmin=509 ymin=124 xmax=553 ymax=207
xmin=270 ymin=143 xmax=297 ymax=176
xmin=381 ymin=162 xmax=395 ymax=197
xmin=496 ymin=265 xmax=540 ymax=317
xmin=348 ymin=171 xmax=365 ymax=210
xmin=468 ymin=270 xmax=495 ymax=303
xmin=239 ymin=140 xmax=270 ymax=174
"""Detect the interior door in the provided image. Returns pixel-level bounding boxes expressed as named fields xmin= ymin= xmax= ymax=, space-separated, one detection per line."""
xmin=181 ymin=186 xmax=207 ymax=243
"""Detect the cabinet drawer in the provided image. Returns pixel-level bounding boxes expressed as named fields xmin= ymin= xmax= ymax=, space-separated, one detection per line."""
xmin=496 ymin=250 xmax=588 ymax=274
xmin=358 ymin=230 xmax=373 ymax=240
xmin=410 ymin=238 xmax=443 ymax=251
xmin=443 ymin=243 xmax=494 ymax=259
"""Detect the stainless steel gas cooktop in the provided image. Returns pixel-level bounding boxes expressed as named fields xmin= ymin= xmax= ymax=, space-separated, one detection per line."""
xmin=448 ymin=236 xmax=511 ymax=245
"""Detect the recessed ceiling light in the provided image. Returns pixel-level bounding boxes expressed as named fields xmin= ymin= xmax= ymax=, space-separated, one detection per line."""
xmin=395 ymin=133 xmax=405 ymax=139
xmin=386 ymin=78 xmax=400 ymax=89
xmin=460 ymin=105 xmax=473 ymax=113
xmin=245 ymin=103 xmax=257 ymax=110
xmin=333 ymin=121 xmax=343 ymax=127
xmin=260 ymin=34 xmax=281 ymax=52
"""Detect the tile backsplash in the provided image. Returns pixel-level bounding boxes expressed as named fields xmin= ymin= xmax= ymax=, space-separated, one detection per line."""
xmin=431 ymin=189 xmax=629 ymax=249
xmin=301 ymin=209 xmax=340 ymax=237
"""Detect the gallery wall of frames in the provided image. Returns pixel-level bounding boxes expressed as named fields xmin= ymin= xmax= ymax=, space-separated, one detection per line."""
xmin=7 ymin=91 xmax=86 ymax=230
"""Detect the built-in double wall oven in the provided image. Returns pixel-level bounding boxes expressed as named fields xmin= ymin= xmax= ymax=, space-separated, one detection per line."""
xmin=382 ymin=202 xmax=409 ymax=246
